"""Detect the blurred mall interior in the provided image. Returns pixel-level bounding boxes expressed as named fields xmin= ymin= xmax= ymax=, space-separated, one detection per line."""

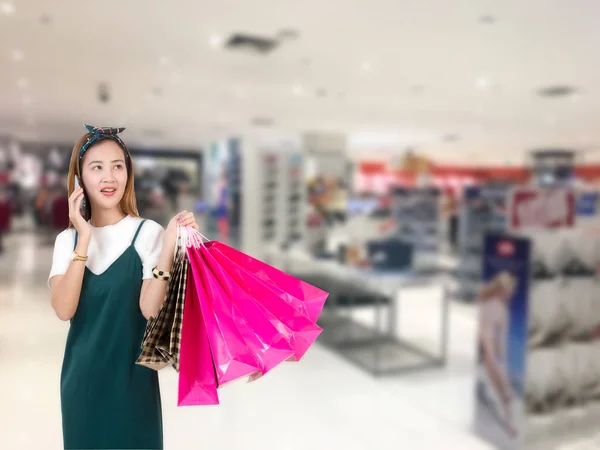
xmin=4 ymin=1 xmax=600 ymax=449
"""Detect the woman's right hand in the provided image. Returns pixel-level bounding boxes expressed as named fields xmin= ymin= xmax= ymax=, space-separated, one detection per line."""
xmin=69 ymin=187 xmax=91 ymax=239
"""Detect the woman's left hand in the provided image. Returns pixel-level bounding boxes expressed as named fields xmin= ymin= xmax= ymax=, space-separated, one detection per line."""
xmin=164 ymin=210 xmax=199 ymax=247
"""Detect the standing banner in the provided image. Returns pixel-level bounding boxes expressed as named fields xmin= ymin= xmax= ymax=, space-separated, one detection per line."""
xmin=474 ymin=234 xmax=531 ymax=449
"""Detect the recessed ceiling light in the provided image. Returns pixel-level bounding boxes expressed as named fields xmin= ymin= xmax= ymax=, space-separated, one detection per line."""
xmin=475 ymin=77 xmax=490 ymax=90
xmin=0 ymin=2 xmax=15 ymax=16
xmin=293 ymin=85 xmax=304 ymax=96
xmin=17 ymin=78 xmax=28 ymax=89
xmin=442 ymin=133 xmax=461 ymax=142
xmin=209 ymin=34 xmax=222 ymax=48
xmin=11 ymin=49 xmax=23 ymax=61
xmin=361 ymin=61 xmax=372 ymax=72
xmin=276 ymin=28 xmax=300 ymax=41
xmin=159 ymin=56 xmax=170 ymax=66
xmin=537 ymin=85 xmax=579 ymax=98
xmin=479 ymin=15 xmax=496 ymax=25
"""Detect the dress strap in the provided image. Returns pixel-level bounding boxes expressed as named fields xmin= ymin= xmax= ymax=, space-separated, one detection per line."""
xmin=73 ymin=231 xmax=78 ymax=250
xmin=131 ymin=220 xmax=147 ymax=246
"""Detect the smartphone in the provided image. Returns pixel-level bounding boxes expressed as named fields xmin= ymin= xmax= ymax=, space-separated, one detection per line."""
xmin=74 ymin=176 xmax=87 ymax=217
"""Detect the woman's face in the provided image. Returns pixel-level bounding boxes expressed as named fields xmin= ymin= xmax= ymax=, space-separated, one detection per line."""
xmin=80 ymin=140 xmax=128 ymax=212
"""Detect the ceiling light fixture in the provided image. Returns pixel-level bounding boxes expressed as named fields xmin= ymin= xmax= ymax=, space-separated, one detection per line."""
xmin=361 ymin=61 xmax=372 ymax=72
xmin=0 ymin=2 xmax=15 ymax=16
xmin=293 ymin=85 xmax=304 ymax=96
xmin=475 ymin=77 xmax=490 ymax=90
xmin=478 ymin=15 xmax=496 ymax=25
xmin=159 ymin=56 xmax=170 ymax=66
xmin=11 ymin=49 xmax=23 ymax=61
xmin=537 ymin=85 xmax=579 ymax=98
xmin=209 ymin=34 xmax=222 ymax=48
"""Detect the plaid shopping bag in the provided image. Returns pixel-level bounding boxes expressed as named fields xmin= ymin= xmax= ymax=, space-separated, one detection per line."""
xmin=156 ymin=257 xmax=188 ymax=371
xmin=136 ymin=248 xmax=185 ymax=370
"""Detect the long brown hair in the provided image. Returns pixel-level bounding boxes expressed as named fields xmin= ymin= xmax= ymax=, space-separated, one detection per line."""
xmin=67 ymin=133 xmax=139 ymax=228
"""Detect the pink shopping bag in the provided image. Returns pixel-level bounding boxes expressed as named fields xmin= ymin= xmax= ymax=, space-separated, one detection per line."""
xmin=206 ymin=242 xmax=324 ymax=360
xmin=178 ymin=274 xmax=219 ymax=406
xmin=198 ymin=245 xmax=296 ymax=376
xmin=187 ymin=247 xmax=261 ymax=386
xmin=209 ymin=242 xmax=328 ymax=323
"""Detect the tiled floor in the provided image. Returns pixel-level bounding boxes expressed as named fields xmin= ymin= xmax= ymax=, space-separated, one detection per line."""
xmin=1 ymin=229 xmax=497 ymax=449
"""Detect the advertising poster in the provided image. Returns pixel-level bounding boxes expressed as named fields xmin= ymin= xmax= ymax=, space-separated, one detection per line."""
xmin=508 ymin=187 xmax=575 ymax=230
xmin=474 ymin=234 xmax=531 ymax=450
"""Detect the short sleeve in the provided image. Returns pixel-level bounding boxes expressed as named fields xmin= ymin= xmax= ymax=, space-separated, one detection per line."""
xmin=135 ymin=220 xmax=165 ymax=280
xmin=48 ymin=228 xmax=76 ymax=288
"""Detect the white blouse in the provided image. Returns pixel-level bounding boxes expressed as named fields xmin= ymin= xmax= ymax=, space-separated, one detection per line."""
xmin=48 ymin=215 xmax=165 ymax=287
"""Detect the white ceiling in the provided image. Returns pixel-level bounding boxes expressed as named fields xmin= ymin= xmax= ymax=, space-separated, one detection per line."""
xmin=1 ymin=0 xmax=600 ymax=164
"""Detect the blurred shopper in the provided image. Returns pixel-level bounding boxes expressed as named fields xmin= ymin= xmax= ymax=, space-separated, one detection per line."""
xmin=445 ymin=192 xmax=460 ymax=253
xmin=0 ymin=185 xmax=11 ymax=254
xmin=213 ymin=168 xmax=230 ymax=242
xmin=48 ymin=125 xmax=199 ymax=450
xmin=34 ymin=185 xmax=49 ymax=226
xmin=51 ymin=187 xmax=70 ymax=231
xmin=161 ymin=173 xmax=179 ymax=212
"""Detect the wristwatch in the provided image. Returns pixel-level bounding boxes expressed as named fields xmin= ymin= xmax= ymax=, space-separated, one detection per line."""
xmin=152 ymin=266 xmax=171 ymax=281
xmin=71 ymin=251 xmax=88 ymax=262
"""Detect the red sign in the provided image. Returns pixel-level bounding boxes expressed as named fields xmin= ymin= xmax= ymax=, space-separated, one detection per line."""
xmin=509 ymin=187 xmax=575 ymax=229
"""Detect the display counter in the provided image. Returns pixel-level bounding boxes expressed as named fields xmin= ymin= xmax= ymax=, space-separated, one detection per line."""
xmin=265 ymin=247 xmax=453 ymax=376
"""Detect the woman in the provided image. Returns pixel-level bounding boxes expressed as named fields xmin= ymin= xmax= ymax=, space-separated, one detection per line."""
xmin=48 ymin=125 xmax=198 ymax=449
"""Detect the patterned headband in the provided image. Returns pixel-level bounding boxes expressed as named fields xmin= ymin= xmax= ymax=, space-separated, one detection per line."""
xmin=79 ymin=124 xmax=130 ymax=160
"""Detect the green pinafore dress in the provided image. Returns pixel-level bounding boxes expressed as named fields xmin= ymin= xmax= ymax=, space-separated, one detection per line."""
xmin=60 ymin=220 xmax=163 ymax=449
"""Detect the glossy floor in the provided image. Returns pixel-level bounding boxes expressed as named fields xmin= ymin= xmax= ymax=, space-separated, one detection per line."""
xmin=2 ymin=229 xmax=492 ymax=450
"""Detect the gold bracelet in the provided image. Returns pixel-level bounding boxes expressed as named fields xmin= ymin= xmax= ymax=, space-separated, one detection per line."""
xmin=152 ymin=266 xmax=171 ymax=281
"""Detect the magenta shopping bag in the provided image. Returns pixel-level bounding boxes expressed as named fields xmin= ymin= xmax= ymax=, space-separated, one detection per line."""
xmin=178 ymin=275 xmax=219 ymax=406
xmin=210 ymin=242 xmax=328 ymax=323
xmin=187 ymin=248 xmax=261 ymax=386
xmin=198 ymin=245 xmax=296 ymax=375
xmin=206 ymin=242 xmax=324 ymax=360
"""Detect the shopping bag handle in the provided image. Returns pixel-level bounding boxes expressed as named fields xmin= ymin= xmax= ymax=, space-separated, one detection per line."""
xmin=178 ymin=225 xmax=210 ymax=249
